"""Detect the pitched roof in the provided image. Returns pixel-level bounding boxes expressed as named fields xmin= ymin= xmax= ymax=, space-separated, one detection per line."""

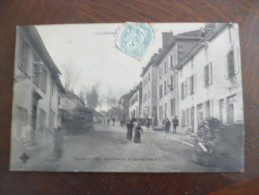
xmin=140 ymin=29 xmax=203 ymax=77
xmin=140 ymin=53 xmax=158 ymax=77
xmin=175 ymin=29 xmax=202 ymax=39
xmin=128 ymin=81 xmax=142 ymax=100
xmin=176 ymin=23 xmax=229 ymax=69
xmin=119 ymin=91 xmax=134 ymax=105
xmin=63 ymin=90 xmax=85 ymax=105
xmin=21 ymin=26 xmax=65 ymax=92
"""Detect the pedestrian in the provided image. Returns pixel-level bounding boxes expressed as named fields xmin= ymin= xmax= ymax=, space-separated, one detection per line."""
xmin=107 ymin=118 xmax=110 ymax=126
xmin=120 ymin=118 xmax=123 ymax=127
xmin=132 ymin=116 xmax=137 ymax=122
xmin=112 ymin=117 xmax=115 ymax=126
xmin=165 ymin=118 xmax=171 ymax=133
xmin=133 ymin=123 xmax=143 ymax=143
xmin=172 ymin=116 xmax=179 ymax=134
xmin=126 ymin=119 xmax=134 ymax=140
xmin=145 ymin=117 xmax=150 ymax=128
xmin=53 ymin=127 xmax=64 ymax=158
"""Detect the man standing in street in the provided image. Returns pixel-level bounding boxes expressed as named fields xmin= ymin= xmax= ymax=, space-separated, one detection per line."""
xmin=112 ymin=117 xmax=115 ymax=126
xmin=172 ymin=116 xmax=179 ymax=134
xmin=126 ymin=119 xmax=134 ymax=141
xmin=107 ymin=118 xmax=110 ymax=126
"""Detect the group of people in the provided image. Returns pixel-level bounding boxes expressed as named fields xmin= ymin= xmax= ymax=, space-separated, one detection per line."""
xmin=164 ymin=116 xmax=179 ymax=134
xmin=126 ymin=118 xmax=143 ymax=143
xmin=107 ymin=117 xmax=116 ymax=126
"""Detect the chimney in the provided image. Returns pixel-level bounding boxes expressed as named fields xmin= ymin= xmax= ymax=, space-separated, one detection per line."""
xmin=162 ymin=32 xmax=173 ymax=48
xmin=201 ymin=23 xmax=216 ymax=37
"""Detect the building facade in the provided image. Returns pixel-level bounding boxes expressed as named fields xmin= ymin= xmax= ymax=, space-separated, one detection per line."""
xmin=177 ymin=23 xmax=243 ymax=133
xmin=156 ymin=44 xmax=178 ymax=126
xmin=156 ymin=31 xmax=202 ymax=126
xmin=11 ymin=26 xmax=65 ymax=145
xmin=140 ymin=54 xmax=158 ymax=121
xmin=129 ymin=82 xmax=142 ymax=118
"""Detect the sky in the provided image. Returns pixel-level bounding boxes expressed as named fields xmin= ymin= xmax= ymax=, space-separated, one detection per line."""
xmin=36 ymin=23 xmax=204 ymax=110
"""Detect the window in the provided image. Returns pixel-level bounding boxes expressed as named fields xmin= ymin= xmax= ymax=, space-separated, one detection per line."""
xmin=190 ymin=75 xmax=195 ymax=95
xmin=204 ymin=65 xmax=209 ymax=86
xmin=164 ymin=81 xmax=167 ymax=95
xmin=39 ymin=69 xmax=47 ymax=93
xmin=19 ymin=38 xmax=29 ymax=74
xmin=159 ymin=85 xmax=163 ymax=98
xmin=197 ymin=104 xmax=204 ymax=125
xmin=33 ymin=63 xmax=40 ymax=87
xmin=148 ymin=73 xmax=150 ymax=81
xmin=170 ymin=75 xmax=174 ymax=91
xmin=148 ymin=90 xmax=150 ymax=99
xmin=39 ymin=109 xmax=46 ymax=133
xmin=227 ymin=95 xmax=235 ymax=124
xmin=170 ymin=53 xmax=174 ymax=68
xmin=164 ymin=61 xmax=167 ymax=74
xmin=190 ymin=107 xmax=194 ymax=127
xmin=51 ymin=82 xmax=54 ymax=96
xmin=219 ymin=99 xmax=224 ymax=122
xmin=181 ymin=82 xmax=184 ymax=99
xmin=227 ymin=50 xmax=235 ymax=77
xmin=185 ymin=79 xmax=188 ymax=96
xmin=204 ymin=63 xmax=212 ymax=87
xmin=205 ymin=101 xmax=210 ymax=119
xmin=164 ymin=103 xmax=167 ymax=118
xmin=181 ymin=110 xmax=185 ymax=127
xmin=170 ymin=98 xmax=175 ymax=116
xmin=159 ymin=67 xmax=162 ymax=79
xmin=186 ymin=108 xmax=190 ymax=127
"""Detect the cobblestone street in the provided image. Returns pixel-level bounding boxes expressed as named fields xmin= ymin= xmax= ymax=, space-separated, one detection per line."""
xmin=11 ymin=123 xmax=217 ymax=172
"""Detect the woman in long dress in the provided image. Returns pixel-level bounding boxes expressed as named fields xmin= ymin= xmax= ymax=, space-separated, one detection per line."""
xmin=126 ymin=120 xmax=134 ymax=140
xmin=133 ymin=123 xmax=143 ymax=143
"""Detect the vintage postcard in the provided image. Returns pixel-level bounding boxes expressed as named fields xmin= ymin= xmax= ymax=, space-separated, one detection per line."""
xmin=10 ymin=23 xmax=244 ymax=172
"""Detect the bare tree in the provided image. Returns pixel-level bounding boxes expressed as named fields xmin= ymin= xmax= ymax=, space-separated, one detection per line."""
xmin=62 ymin=62 xmax=80 ymax=91
xmin=80 ymin=84 xmax=100 ymax=109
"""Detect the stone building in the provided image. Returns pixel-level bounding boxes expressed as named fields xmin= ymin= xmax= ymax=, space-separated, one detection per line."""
xmin=156 ymin=31 xmax=202 ymax=126
xmin=11 ymin=26 xmax=65 ymax=146
xmin=128 ymin=82 xmax=142 ymax=118
xmin=140 ymin=54 xmax=158 ymax=121
xmin=177 ymin=23 xmax=243 ymax=133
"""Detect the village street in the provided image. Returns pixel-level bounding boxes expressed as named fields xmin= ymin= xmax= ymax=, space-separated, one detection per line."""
xmin=13 ymin=123 xmax=216 ymax=172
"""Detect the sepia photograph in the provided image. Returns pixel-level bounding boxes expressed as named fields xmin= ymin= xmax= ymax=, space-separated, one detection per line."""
xmin=10 ymin=22 xmax=244 ymax=172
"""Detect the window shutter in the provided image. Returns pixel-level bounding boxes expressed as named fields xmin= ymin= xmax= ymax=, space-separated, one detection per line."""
xmin=234 ymin=47 xmax=239 ymax=74
xmin=210 ymin=63 xmax=213 ymax=85
xmin=204 ymin=66 xmax=207 ymax=87
xmin=194 ymin=74 xmax=196 ymax=93
xmin=185 ymin=79 xmax=188 ymax=96
xmin=189 ymin=76 xmax=192 ymax=95
xmin=181 ymin=83 xmax=184 ymax=99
